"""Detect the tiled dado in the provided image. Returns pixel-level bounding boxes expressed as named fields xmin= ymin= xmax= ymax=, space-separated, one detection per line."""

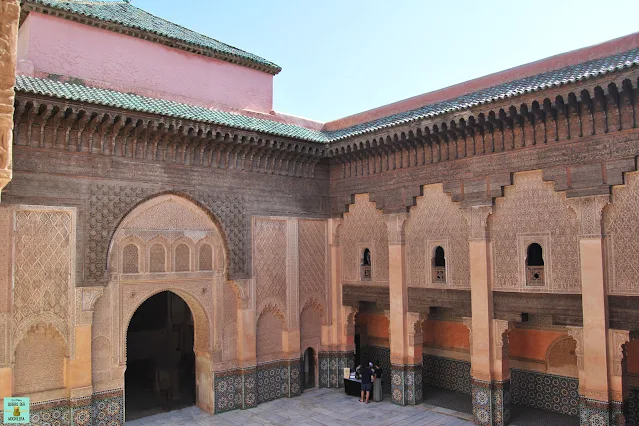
xmin=511 ymin=369 xmax=579 ymax=417
xmin=628 ymin=386 xmax=639 ymax=426
xmin=19 ymin=389 xmax=124 ymax=426
xmin=423 ymin=355 xmax=471 ymax=394
xmin=471 ymin=378 xmax=511 ymax=426
xmin=579 ymin=397 xmax=611 ymax=426
xmin=318 ymin=351 xmax=354 ymax=389
xmin=390 ymin=363 xmax=423 ymax=406
xmin=360 ymin=345 xmax=391 ymax=393
xmin=92 ymin=389 xmax=124 ymax=425
xmin=214 ymin=359 xmax=301 ymax=414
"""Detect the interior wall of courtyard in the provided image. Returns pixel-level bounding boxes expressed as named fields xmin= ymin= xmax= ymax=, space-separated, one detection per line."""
xmin=1 ymin=2 xmax=639 ymax=426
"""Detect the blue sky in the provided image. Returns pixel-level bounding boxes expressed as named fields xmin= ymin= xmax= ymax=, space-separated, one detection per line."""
xmin=133 ymin=0 xmax=639 ymax=123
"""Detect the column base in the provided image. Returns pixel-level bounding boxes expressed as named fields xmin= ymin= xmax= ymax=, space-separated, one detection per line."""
xmin=471 ymin=378 xmax=511 ymax=426
xmin=579 ymin=396 xmax=610 ymax=426
xmin=390 ymin=363 xmax=423 ymax=406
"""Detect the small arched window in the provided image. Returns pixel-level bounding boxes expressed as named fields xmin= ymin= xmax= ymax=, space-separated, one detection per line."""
xmin=199 ymin=244 xmax=213 ymax=271
xmin=526 ymin=243 xmax=544 ymax=266
xmin=175 ymin=244 xmax=191 ymax=272
xmin=433 ymin=246 xmax=446 ymax=267
xmin=526 ymin=243 xmax=545 ymax=286
xmin=122 ymin=244 xmax=139 ymax=274
xmin=149 ymin=243 xmax=166 ymax=273
xmin=432 ymin=246 xmax=446 ymax=283
xmin=361 ymin=248 xmax=372 ymax=280
xmin=362 ymin=248 xmax=371 ymax=266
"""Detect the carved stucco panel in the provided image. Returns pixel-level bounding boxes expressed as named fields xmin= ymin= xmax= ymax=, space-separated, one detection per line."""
xmin=490 ymin=171 xmax=581 ymax=293
xmin=253 ymin=218 xmax=287 ymax=319
xmin=12 ymin=207 xmax=75 ymax=360
xmin=406 ymin=184 xmax=470 ymax=288
xmin=341 ymin=194 xmax=388 ymax=285
xmin=298 ymin=219 xmax=328 ymax=312
xmin=604 ymin=171 xmax=639 ymax=295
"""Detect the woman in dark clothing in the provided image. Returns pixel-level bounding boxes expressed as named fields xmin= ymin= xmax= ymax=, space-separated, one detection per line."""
xmin=373 ymin=360 xmax=383 ymax=402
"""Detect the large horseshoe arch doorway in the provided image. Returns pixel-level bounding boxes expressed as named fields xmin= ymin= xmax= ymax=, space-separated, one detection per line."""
xmin=98 ymin=194 xmax=228 ymax=422
xmin=125 ymin=291 xmax=196 ymax=420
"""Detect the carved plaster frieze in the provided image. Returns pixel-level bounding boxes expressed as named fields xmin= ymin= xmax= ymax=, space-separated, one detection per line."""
xmin=462 ymin=317 xmax=472 ymax=355
xmin=566 ymin=326 xmax=584 ymax=371
xmin=406 ymin=311 xmax=427 ymax=347
xmin=383 ymin=213 xmax=407 ymax=245
xmin=467 ymin=206 xmax=492 ymax=241
xmin=609 ymin=329 xmax=630 ymax=377
xmin=343 ymin=306 xmax=358 ymax=338
xmin=567 ymin=195 xmax=610 ymax=238
xmin=493 ymin=319 xmax=512 ymax=361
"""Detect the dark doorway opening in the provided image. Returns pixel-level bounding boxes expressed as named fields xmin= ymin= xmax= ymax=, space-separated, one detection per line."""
xmin=303 ymin=347 xmax=316 ymax=389
xmin=354 ymin=333 xmax=361 ymax=367
xmin=125 ymin=291 xmax=196 ymax=421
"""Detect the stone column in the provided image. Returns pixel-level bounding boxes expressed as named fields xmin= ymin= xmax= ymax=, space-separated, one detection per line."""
xmin=467 ymin=206 xmax=509 ymax=425
xmin=383 ymin=213 xmax=421 ymax=406
xmin=568 ymin=195 xmax=612 ymax=424
xmin=70 ymin=287 xmax=103 ymax=424
xmin=0 ymin=0 xmax=19 ymax=201
xmin=0 ymin=206 xmax=12 ymax=398
xmin=233 ymin=279 xmax=258 ymax=409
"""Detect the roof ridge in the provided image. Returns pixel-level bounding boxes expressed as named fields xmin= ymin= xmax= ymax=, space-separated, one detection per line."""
xmin=323 ymin=47 xmax=639 ymax=141
xmin=21 ymin=0 xmax=282 ymax=74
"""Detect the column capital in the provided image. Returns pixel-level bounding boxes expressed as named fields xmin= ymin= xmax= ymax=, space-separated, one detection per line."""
xmin=75 ymin=287 xmax=104 ymax=326
xmin=466 ymin=205 xmax=492 ymax=240
xmin=566 ymin=326 xmax=584 ymax=372
xmin=462 ymin=317 xmax=472 ymax=355
xmin=406 ymin=311 xmax=427 ymax=348
xmin=329 ymin=217 xmax=342 ymax=246
xmin=493 ymin=318 xmax=513 ymax=361
xmin=567 ymin=194 xmax=610 ymax=238
xmin=608 ymin=329 xmax=630 ymax=377
xmin=383 ymin=213 xmax=407 ymax=245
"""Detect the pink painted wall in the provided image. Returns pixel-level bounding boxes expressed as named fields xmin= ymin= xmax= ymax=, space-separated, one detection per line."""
xmin=18 ymin=13 xmax=274 ymax=113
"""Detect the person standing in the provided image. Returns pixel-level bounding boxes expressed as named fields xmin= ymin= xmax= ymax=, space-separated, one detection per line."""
xmin=373 ymin=361 xmax=383 ymax=402
xmin=359 ymin=360 xmax=374 ymax=404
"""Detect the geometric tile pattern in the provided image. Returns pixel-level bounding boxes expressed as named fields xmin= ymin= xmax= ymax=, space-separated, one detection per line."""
xmin=92 ymin=389 xmax=124 ymax=425
xmin=390 ymin=363 xmax=423 ymax=406
xmin=256 ymin=360 xmax=289 ymax=404
xmin=492 ymin=380 xmax=511 ymax=426
xmin=579 ymin=396 xmax=610 ymax=426
xmin=472 ymin=379 xmax=493 ymax=426
xmin=511 ymin=369 xmax=579 ymax=417
xmin=318 ymin=351 xmax=353 ymax=389
xmin=423 ymin=355 xmax=471 ymax=394
xmin=70 ymin=396 xmax=92 ymax=426
xmin=361 ymin=345 xmax=391 ymax=393
xmin=29 ymin=398 xmax=70 ymax=426
xmin=629 ymin=386 xmax=639 ymax=426
xmin=214 ymin=368 xmax=244 ymax=414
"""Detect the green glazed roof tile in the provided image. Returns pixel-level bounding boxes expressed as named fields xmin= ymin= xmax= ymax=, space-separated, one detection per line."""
xmin=22 ymin=0 xmax=281 ymax=74
xmin=15 ymin=75 xmax=329 ymax=142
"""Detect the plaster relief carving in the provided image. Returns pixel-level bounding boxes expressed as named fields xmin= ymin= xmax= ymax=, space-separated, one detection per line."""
xmin=406 ymin=312 xmax=427 ymax=347
xmin=12 ymin=208 xmax=75 ymax=359
xmin=256 ymin=307 xmax=285 ymax=363
xmin=604 ymin=171 xmax=639 ymax=295
xmin=462 ymin=317 xmax=472 ymax=355
xmin=491 ymin=171 xmax=581 ymax=293
xmin=254 ymin=218 xmax=287 ymax=317
xmin=299 ymin=219 xmax=328 ymax=314
xmin=468 ymin=206 xmax=492 ymax=241
xmin=609 ymin=329 xmax=630 ymax=377
xmin=341 ymin=194 xmax=388 ymax=285
xmin=0 ymin=0 xmax=20 ymax=198
xmin=546 ymin=336 xmax=578 ymax=377
xmin=406 ymin=184 xmax=470 ymax=288
xmin=566 ymin=326 xmax=584 ymax=371
xmin=567 ymin=195 xmax=609 ymax=238
xmin=493 ymin=319 xmax=512 ymax=361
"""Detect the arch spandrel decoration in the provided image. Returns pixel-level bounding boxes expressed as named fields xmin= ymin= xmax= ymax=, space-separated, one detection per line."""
xmin=98 ymin=194 xmax=237 ymax=377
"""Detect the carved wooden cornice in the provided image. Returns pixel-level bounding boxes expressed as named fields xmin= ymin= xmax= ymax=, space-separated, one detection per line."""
xmin=13 ymin=95 xmax=326 ymax=178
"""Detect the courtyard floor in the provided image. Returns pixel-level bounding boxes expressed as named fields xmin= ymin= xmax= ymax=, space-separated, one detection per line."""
xmin=124 ymin=388 xmax=475 ymax=425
